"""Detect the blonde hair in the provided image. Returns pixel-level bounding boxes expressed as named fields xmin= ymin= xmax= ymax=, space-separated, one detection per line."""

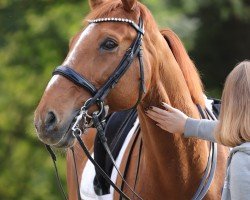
xmin=214 ymin=61 xmax=250 ymax=147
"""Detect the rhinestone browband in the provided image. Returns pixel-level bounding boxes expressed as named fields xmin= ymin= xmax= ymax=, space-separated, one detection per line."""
xmin=87 ymin=18 xmax=144 ymax=34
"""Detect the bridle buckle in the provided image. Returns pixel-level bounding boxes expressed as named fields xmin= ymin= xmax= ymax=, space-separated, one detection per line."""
xmin=71 ymin=98 xmax=105 ymax=137
xmin=82 ymin=98 xmax=104 ymax=119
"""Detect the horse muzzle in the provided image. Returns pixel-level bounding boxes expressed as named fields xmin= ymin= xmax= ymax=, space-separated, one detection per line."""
xmin=34 ymin=110 xmax=77 ymax=148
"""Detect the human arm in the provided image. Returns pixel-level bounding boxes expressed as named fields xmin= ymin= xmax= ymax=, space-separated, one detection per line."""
xmin=184 ymin=118 xmax=217 ymax=143
xmin=146 ymin=102 xmax=217 ymax=142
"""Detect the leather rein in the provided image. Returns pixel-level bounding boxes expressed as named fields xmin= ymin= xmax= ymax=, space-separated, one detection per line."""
xmin=45 ymin=17 xmax=217 ymax=200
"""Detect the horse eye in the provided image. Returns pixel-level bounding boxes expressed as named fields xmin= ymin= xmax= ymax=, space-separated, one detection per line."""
xmin=101 ymin=39 xmax=118 ymax=50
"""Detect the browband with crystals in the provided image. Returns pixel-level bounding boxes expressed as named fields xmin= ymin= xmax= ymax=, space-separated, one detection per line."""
xmin=87 ymin=18 xmax=145 ymax=35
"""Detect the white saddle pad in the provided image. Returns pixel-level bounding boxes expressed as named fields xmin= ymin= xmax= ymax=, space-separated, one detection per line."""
xmin=80 ymin=119 xmax=139 ymax=200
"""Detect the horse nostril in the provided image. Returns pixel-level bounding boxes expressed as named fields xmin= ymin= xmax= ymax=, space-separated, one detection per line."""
xmin=45 ymin=111 xmax=57 ymax=131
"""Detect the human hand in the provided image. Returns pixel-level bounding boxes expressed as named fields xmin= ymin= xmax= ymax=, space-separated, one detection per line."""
xmin=145 ymin=102 xmax=188 ymax=134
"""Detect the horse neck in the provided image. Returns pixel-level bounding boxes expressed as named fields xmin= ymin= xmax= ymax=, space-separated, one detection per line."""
xmin=136 ymin=34 xmax=209 ymax=193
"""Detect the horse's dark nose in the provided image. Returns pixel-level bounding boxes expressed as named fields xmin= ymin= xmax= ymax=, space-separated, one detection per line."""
xmin=45 ymin=111 xmax=57 ymax=131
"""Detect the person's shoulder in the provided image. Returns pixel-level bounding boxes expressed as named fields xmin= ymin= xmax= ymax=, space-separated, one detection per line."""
xmin=231 ymin=143 xmax=250 ymax=172
xmin=231 ymin=151 xmax=250 ymax=165
xmin=229 ymin=143 xmax=250 ymax=200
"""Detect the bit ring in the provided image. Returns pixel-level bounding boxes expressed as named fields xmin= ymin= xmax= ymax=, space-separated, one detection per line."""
xmin=82 ymin=98 xmax=104 ymax=119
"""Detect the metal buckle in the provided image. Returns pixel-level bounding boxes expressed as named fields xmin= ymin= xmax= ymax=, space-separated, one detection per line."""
xmin=71 ymin=108 xmax=86 ymax=137
xmin=82 ymin=98 xmax=104 ymax=119
xmin=71 ymin=98 xmax=104 ymax=137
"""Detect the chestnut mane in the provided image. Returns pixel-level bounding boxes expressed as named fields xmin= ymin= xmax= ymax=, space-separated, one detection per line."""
xmin=161 ymin=29 xmax=204 ymax=105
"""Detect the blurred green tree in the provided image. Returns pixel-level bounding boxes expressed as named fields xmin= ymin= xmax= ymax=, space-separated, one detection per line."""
xmin=0 ymin=1 xmax=89 ymax=199
xmin=189 ymin=0 xmax=250 ymax=95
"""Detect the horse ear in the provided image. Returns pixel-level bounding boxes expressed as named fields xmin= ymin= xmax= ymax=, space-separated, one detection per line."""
xmin=121 ymin=0 xmax=137 ymax=11
xmin=88 ymin=0 xmax=107 ymax=10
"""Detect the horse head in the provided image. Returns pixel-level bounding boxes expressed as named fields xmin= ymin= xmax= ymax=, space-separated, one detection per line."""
xmin=34 ymin=0 xmax=156 ymax=148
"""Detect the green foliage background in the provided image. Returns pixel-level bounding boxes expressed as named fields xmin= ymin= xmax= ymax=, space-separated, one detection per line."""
xmin=0 ymin=0 xmax=249 ymax=199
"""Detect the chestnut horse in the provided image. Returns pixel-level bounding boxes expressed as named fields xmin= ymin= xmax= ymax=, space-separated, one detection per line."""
xmin=34 ymin=0 xmax=228 ymax=199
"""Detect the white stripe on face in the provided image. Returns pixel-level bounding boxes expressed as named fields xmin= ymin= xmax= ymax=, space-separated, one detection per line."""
xmin=45 ymin=75 xmax=60 ymax=91
xmin=45 ymin=23 xmax=95 ymax=91
xmin=64 ymin=23 xmax=96 ymax=65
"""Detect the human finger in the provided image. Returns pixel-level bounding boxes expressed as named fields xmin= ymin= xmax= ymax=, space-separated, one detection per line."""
xmin=162 ymin=102 xmax=176 ymax=112
xmin=150 ymin=106 xmax=168 ymax=116
xmin=156 ymin=123 xmax=168 ymax=132
xmin=146 ymin=112 xmax=169 ymax=125
xmin=146 ymin=110 xmax=166 ymax=120
xmin=146 ymin=112 xmax=167 ymax=124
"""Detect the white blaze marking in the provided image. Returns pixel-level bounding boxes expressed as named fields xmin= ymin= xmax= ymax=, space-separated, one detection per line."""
xmin=45 ymin=24 xmax=95 ymax=91
xmin=64 ymin=23 xmax=96 ymax=65
xmin=45 ymin=75 xmax=59 ymax=91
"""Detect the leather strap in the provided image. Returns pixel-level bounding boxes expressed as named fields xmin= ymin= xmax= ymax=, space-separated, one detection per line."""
xmin=192 ymin=105 xmax=218 ymax=200
xmin=45 ymin=145 xmax=69 ymax=200
xmin=53 ymin=66 xmax=97 ymax=95
xmin=132 ymin=138 xmax=143 ymax=196
xmin=117 ymin=126 xmax=141 ymax=200
xmin=75 ymin=133 xmax=131 ymax=200
xmin=92 ymin=112 xmax=142 ymax=200
xmin=70 ymin=147 xmax=81 ymax=200
xmin=119 ymin=134 xmax=142 ymax=200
